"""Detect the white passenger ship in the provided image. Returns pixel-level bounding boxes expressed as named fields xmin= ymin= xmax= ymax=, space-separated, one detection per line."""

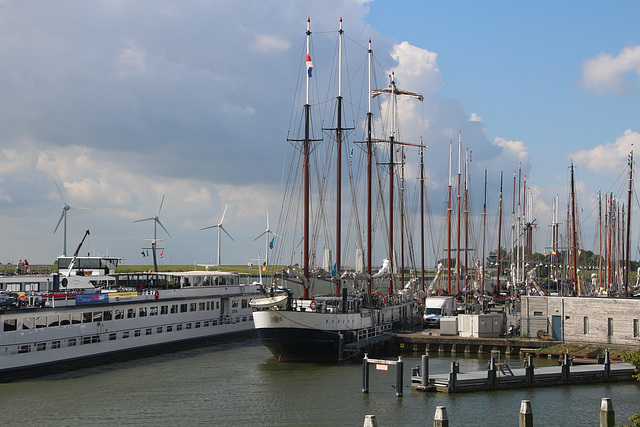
xmin=0 ymin=256 xmax=261 ymax=381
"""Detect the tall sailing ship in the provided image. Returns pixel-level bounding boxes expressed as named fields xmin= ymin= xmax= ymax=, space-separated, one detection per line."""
xmin=251 ymin=19 xmax=423 ymax=362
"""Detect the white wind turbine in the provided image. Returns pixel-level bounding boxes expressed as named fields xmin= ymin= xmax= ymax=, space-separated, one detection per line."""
xmin=254 ymin=212 xmax=280 ymax=267
xmin=134 ymin=194 xmax=172 ymax=241
xmin=201 ymin=205 xmax=234 ymax=266
xmin=53 ymin=181 xmax=93 ymax=256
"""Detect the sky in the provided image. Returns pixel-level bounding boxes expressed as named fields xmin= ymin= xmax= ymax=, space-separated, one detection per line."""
xmin=0 ymin=0 xmax=638 ymax=268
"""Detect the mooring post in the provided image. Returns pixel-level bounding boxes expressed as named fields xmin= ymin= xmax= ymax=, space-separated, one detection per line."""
xmin=448 ymin=361 xmax=458 ymax=393
xmin=396 ymin=356 xmax=403 ymax=397
xmin=362 ymin=353 xmax=369 ymax=393
xmin=599 ymin=397 xmax=615 ymax=427
xmin=433 ymin=406 xmax=449 ymax=427
xmin=604 ymin=350 xmax=611 ymax=382
xmin=487 ymin=354 xmax=496 ymax=389
xmin=363 ymin=414 xmax=377 ymax=427
xmin=525 ymin=353 xmax=534 ymax=386
xmin=561 ymin=351 xmax=571 ymax=383
xmin=421 ymin=353 xmax=429 ymax=389
xmin=519 ymin=400 xmax=533 ymax=427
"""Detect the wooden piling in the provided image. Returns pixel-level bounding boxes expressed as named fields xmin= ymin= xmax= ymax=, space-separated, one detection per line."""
xmin=599 ymin=398 xmax=615 ymax=427
xmin=363 ymin=415 xmax=377 ymax=427
xmin=433 ymin=406 xmax=449 ymax=427
xmin=519 ymin=400 xmax=533 ymax=427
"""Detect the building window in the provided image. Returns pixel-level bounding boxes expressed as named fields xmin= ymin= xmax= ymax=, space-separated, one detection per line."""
xmin=146 ymin=328 xmax=152 ymax=335
xmin=109 ymin=333 xmax=117 ymax=341
xmin=167 ymin=325 xmax=173 ymax=332
xmin=608 ymin=318 xmax=613 ymax=337
xmin=180 ymin=304 xmax=188 ymax=313
xmin=52 ymin=341 xmax=60 ymax=349
xmin=134 ymin=330 xmax=141 ymax=337
xmin=122 ymin=331 xmax=130 ymax=339
xmin=634 ymin=319 xmax=639 ymax=337
xmin=533 ymin=311 xmax=543 ymax=317
xmin=583 ymin=317 xmax=589 ymax=334
xmin=176 ymin=324 xmax=183 ymax=331
xmin=150 ymin=306 xmax=158 ymax=316
xmin=127 ymin=309 xmax=136 ymax=319
xmin=157 ymin=327 xmax=163 ymax=334
xmin=139 ymin=307 xmax=147 ymax=317
xmin=161 ymin=305 xmax=168 ymax=315
xmin=67 ymin=338 xmax=76 ymax=347
xmin=36 ymin=342 xmax=47 ymax=351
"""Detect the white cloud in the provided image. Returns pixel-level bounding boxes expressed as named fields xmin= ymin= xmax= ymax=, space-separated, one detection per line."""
xmin=252 ymin=34 xmax=290 ymax=52
xmin=116 ymin=39 xmax=148 ymax=79
xmin=491 ymin=137 xmax=529 ymax=164
xmin=572 ymin=129 xmax=639 ymax=174
xmin=469 ymin=113 xmax=482 ymax=122
xmin=390 ymin=41 xmax=441 ymax=92
xmin=581 ymin=44 xmax=640 ymax=94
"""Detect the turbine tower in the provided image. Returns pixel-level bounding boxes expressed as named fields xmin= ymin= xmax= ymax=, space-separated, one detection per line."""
xmin=254 ymin=212 xmax=280 ymax=267
xmin=201 ymin=205 xmax=234 ymax=266
xmin=53 ymin=181 xmax=92 ymax=256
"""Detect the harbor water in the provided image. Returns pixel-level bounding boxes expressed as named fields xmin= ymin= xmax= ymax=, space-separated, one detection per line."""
xmin=0 ymin=339 xmax=638 ymax=426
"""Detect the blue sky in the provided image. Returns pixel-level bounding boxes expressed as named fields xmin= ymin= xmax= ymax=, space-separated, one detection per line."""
xmin=0 ymin=0 xmax=638 ymax=269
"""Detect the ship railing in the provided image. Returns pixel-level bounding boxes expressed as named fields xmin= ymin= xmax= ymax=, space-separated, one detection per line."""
xmin=354 ymin=324 xmax=392 ymax=342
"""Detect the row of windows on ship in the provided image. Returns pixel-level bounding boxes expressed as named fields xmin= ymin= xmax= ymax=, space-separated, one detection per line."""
xmin=3 ymin=299 xmax=251 ymax=332
xmin=12 ymin=314 xmax=253 ymax=355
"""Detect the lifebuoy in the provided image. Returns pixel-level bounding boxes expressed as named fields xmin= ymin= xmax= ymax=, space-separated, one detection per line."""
xmin=309 ymin=299 xmax=317 ymax=311
xmin=155 ymin=290 xmax=160 ymax=300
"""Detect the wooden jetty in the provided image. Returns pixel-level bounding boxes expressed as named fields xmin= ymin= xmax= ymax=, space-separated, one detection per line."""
xmin=391 ymin=331 xmax=559 ymax=356
xmin=411 ymin=350 xmax=636 ymax=393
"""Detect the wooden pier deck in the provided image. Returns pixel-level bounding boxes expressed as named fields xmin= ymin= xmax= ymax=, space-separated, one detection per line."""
xmin=411 ymin=352 xmax=636 ymax=393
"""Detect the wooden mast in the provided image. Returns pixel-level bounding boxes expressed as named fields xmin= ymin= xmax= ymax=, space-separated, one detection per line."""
xmin=420 ymin=145 xmax=425 ymax=291
xmin=335 ymin=18 xmax=343 ymax=297
xmin=481 ymin=168 xmax=487 ymax=295
xmin=447 ymin=140 xmax=453 ymax=294
xmin=456 ymin=131 xmax=462 ymax=295
xmin=625 ymin=151 xmax=633 ymax=297
xmin=570 ymin=162 xmax=578 ymax=294
xmin=302 ymin=18 xmax=312 ymax=300
xmin=366 ymin=38 xmax=373 ymax=296
xmin=496 ymin=172 xmax=503 ymax=295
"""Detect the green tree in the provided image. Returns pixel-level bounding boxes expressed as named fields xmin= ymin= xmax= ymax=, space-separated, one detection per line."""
xmin=619 ymin=349 xmax=640 ymax=426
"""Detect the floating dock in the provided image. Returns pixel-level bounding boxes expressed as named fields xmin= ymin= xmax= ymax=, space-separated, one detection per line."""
xmin=411 ymin=351 xmax=636 ymax=393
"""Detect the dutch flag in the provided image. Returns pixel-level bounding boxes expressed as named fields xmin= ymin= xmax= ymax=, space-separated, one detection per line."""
xmin=306 ymin=54 xmax=313 ymax=77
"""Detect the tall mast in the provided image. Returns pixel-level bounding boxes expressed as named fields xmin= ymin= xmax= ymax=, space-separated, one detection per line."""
xmin=598 ymin=191 xmax=603 ymax=291
xmin=447 ymin=140 xmax=453 ymax=294
xmin=496 ymin=172 xmax=503 ymax=295
xmin=400 ymin=146 xmax=406 ymax=287
xmin=335 ymin=18 xmax=343 ymax=297
xmin=302 ymin=18 xmax=312 ymax=299
xmin=420 ymin=145 xmax=425 ymax=291
xmin=464 ymin=148 xmax=470 ymax=293
xmin=481 ymin=168 xmax=487 ymax=295
xmin=625 ymin=150 xmax=633 ymax=297
xmin=366 ymin=38 xmax=373 ymax=295
xmin=388 ymin=72 xmax=396 ymax=296
xmin=456 ymin=131 xmax=462 ymax=295
xmin=570 ymin=162 xmax=578 ymax=294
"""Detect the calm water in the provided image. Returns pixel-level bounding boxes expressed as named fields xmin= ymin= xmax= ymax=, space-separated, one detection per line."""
xmin=1 ymin=339 xmax=638 ymax=426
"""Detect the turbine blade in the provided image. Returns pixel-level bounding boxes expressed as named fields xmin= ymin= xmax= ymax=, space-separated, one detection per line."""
xmin=221 ymin=226 xmax=234 ymax=242
xmin=55 ymin=181 xmax=67 ymax=205
xmin=201 ymin=224 xmax=218 ymax=230
xmin=254 ymin=230 xmax=267 ymax=241
xmin=220 ymin=205 xmax=228 ymax=224
xmin=156 ymin=218 xmax=171 ymax=238
xmin=134 ymin=217 xmax=154 ymax=223
xmin=54 ymin=210 xmax=65 ymax=233
xmin=157 ymin=194 xmax=165 ymax=216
